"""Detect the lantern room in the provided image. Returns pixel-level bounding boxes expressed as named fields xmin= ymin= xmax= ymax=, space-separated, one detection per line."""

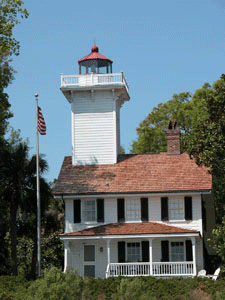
xmin=78 ymin=44 xmax=113 ymax=74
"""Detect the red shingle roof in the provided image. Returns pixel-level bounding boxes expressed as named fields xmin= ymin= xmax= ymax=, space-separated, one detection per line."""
xmin=78 ymin=44 xmax=113 ymax=63
xmin=60 ymin=222 xmax=199 ymax=237
xmin=54 ymin=153 xmax=212 ymax=195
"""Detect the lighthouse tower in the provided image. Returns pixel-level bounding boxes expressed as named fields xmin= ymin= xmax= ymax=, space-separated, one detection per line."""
xmin=60 ymin=45 xmax=130 ymax=166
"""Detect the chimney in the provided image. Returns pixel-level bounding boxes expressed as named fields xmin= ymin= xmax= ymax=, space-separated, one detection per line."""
xmin=167 ymin=120 xmax=180 ymax=155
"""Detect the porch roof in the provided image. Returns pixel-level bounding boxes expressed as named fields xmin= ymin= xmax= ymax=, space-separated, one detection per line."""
xmin=60 ymin=222 xmax=199 ymax=238
xmin=54 ymin=153 xmax=212 ymax=196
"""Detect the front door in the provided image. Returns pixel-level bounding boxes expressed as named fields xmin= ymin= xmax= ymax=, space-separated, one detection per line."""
xmin=84 ymin=245 xmax=95 ymax=277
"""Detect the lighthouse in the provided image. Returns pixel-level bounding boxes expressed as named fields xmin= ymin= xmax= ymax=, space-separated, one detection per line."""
xmin=60 ymin=45 xmax=130 ymax=166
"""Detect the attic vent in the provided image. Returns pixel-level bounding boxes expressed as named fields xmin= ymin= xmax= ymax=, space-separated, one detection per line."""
xmin=166 ymin=120 xmax=180 ymax=155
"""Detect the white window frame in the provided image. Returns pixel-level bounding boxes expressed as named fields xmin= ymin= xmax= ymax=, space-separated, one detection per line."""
xmin=82 ymin=200 xmax=97 ymax=223
xmin=170 ymin=241 xmax=185 ymax=262
xmin=126 ymin=242 xmax=142 ymax=262
xmin=168 ymin=198 xmax=184 ymax=221
xmin=125 ymin=199 xmax=141 ymax=222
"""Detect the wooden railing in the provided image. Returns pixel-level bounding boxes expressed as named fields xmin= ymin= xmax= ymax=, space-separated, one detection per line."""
xmin=106 ymin=262 xmax=194 ymax=278
xmin=60 ymin=73 xmax=129 ymax=93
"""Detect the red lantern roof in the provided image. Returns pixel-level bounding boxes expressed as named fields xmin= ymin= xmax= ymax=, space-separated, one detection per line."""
xmin=78 ymin=44 xmax=113 ymax=63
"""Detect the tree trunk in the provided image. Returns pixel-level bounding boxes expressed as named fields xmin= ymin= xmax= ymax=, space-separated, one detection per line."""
xmin=27 ymin=232 xmax=37 ymax=280
xmin=9 ymin=197 xmax=18 ymax=275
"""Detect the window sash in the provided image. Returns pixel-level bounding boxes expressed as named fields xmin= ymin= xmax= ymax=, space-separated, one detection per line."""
xmin=82 ymin=200 xmax=96 ymax=222
xmin=169 ymin=198 xmax=184 ymax=220
xmin=171 ymin=242 xmax=184 ymax=262
xmin=126 ymin=199 xmax=141 ymax=221
xmin=127 ymin=242 xmax=141 ymax=262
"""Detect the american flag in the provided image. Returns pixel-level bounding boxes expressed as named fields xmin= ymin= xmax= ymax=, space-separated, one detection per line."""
xmin=38 ymin=106 xmax=46 ymax=135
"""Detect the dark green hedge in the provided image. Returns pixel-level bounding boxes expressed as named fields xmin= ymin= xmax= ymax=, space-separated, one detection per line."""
xmin=1 ymin=268 xmax=225 ymax=300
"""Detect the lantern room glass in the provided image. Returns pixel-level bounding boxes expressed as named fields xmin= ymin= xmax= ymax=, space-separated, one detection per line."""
xmin=79 ymin=60 xmax=112 ymax=74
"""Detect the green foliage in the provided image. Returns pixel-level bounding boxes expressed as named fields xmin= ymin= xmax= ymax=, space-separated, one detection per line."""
xmin=184 ymin=75 xmax=225 ymax=221
xmin=1 ymin=270 xmax=225 ymax=300
xmin=0 ymin=0 xmax=28 ymax=139
xmin=41 ymin=233 xmax=64 ymax=270
xmin=131 ymin=92 xmax=193 ymax=154
xmin=26 ymin=268 xmax=83 ymax=300
xmin=0 ymin=129 xmax=52 ymax=276
xmin=211 ymin=215 xmax=225 ymax=265
xmin=16 ymin=233 xmax=63 ymax=279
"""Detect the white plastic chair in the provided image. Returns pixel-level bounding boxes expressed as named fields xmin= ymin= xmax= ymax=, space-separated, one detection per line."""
xmin=198 ymin=269 xmax=207 ymax=277
xmin=206 ymin=267 xmax=220 ymax=280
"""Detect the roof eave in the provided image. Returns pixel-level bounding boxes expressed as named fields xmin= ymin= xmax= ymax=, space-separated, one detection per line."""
xmin=54 ymin=189 xmax=212 ymax=199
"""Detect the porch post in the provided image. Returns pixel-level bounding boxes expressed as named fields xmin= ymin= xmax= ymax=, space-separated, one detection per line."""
xmin=149 ymin=239 xmax=153 ymax=276
xmin=191 ymin=237 xmax=197 ymax=276
xmin=64 ymin=240 xmax=69 ymax=273
xmin=107 ymin=239 xmax=111 ymax=265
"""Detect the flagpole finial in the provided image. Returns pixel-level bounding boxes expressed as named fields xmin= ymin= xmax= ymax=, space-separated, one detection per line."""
xmin=35 ymin=93 xmax=38 ymax=98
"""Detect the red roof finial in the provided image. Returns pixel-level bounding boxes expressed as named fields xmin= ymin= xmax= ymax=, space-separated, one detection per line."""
xmin=91 ymin=44 xmax=99 ymax=53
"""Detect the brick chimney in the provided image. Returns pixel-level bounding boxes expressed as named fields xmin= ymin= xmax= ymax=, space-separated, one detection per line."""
xmin=167 ymin=120 xmax=180 ymax=155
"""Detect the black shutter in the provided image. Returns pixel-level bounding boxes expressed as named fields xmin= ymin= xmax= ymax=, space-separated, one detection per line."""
xmin=142 ymin=241 xmax=149 ymax=262
xmin=97 ymin=199 xmax=104 ymax=222
xmin=185 ymin=240 xmax=193 ymax=261
xmin=118 ymin=241 xmax=125 ymax=262
xmin=141 ymin=198 xmax=149 ymax=222
xmin=74 ymin=200 xmax=81 ymax=223
xmin=161 ymin=197 xmax=168 ymax=221
xmin=161 ymin=241 xmax=169 ymax=262
xmin=185 ymin=197 xmax=192 ymax=220
xmin=117 ymin=198 xmax=125 ymax=222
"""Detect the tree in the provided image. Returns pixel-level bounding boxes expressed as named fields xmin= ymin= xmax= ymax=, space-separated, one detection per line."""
xmin=131 ymin=92 xmax=194 ymax=154
xmin=184 ymin=75 xmax=225 ymax=222
xmin=0 ymin=129 xmax=52 ymax=276
xmin=0 ymin=130 xmax=29 ymax=275
xmin=210 ymin=215 xmax=225 ymax=265
xmin=0 ymin=0 xmax=28 ymax=140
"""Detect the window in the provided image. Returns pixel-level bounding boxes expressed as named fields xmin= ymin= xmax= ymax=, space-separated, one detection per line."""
xmin=169 ymin=198 xmax=184 ymax=220
xmin=171 ymin=242 xmax=184 ymax=261
xmin=84 ymin=245 xmax=95 ymax=262
xmin=126 ymin=199 xmax=140 ymax=221
xmin=82 ymin=200 xmax=96 ymax=222
xmin=127 ymin=243 xmax=141 ymax=262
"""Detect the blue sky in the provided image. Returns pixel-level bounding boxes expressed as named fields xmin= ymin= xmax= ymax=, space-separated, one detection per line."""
xmin=6 ymin=0 xmax=225 ymax=182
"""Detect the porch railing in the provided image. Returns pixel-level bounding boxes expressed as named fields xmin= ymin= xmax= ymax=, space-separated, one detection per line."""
xmin=106 ymin=262 xmax=194 ymax=278
xmin=60 ymin=73 xmax=129 ymax=93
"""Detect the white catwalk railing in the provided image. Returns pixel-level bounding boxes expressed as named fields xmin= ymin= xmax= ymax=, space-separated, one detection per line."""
xmin=60 ymin=72 xmax=129 ymax=92
xmin=106 ymin=262 xmax=194 ymax=278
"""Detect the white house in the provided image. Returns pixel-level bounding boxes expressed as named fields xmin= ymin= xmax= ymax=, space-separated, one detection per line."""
xmin=54 ymin=45 xmax=214 ymax=279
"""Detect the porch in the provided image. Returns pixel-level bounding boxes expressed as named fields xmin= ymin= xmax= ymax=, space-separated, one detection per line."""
xmin=104 ymin=235 xmax=198 ymax=278
xmin=106 ymin=261 xmax=194 ymax=278
xmin=61 ymin=222 xmax=201 ymax=279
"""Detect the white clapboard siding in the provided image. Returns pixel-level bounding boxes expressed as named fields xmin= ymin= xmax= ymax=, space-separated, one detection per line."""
xmin=71 ymin=90 xmax=119 ymax=165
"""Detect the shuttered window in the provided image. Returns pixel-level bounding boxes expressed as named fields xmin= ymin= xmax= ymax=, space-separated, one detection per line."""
xmin=74 ymin=200 xmax=81 ymax=223
xmin=141 ymin=198 xmax=149 ymax=222
xmin=161 ymin=197 xmax=168 ymax=221
xmin=185 ymin=197 xmax=192 ymax=220
xmin=79 ymin=199 xmax=104 ymax=223
xmin=117 ymin=198 xmax=125 ymax=222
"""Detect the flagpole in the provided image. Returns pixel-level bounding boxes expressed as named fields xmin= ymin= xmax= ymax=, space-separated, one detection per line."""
xmin=35 ymin=93 xmax=41 ymax=277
